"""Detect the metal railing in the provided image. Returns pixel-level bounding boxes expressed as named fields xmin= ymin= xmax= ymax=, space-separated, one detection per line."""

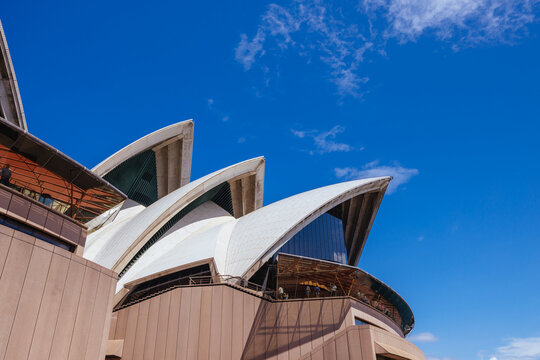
xmin=187 ymin=275 xmax=268 ymax=295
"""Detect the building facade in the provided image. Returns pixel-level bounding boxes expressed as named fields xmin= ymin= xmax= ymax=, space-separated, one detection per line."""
xmin=0 ymin=20 xmax=424 ymax=360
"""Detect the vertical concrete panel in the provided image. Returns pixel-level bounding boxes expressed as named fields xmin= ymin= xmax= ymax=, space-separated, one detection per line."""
xmin=309 ymin=301 xmax=324 ymax=350
xmin=322 ymin=338 xmax=337 ymax=360
xmin=358 ymin=328 xmax=374 ymax=360
xmin=286 ymin=301 xmax=301 ymax=360
xmin=276 ymin=302 xmax=289 ymax=360
xmin=154 ymin=291 xmax=171 ymax=360
xmin=143 ymin=296 xmax=161 ymax=360
xmin=231 ymin=288 xmax=244 ymax=360
xmin=321 ymin=300 xmax=336 ymax=343
xmin=299 ymin=301 xmax=313 ymax=356
xmin=4 ymin=245 xmax=52 ymax=359
xmin=85 ymin=273 xmax=116 ymax=360
xmin=0 ymin=231 xmax=12 ymax=276
xmin=68 ymin=266 xmax=101 ymax=360
xmin=114 ymin=308 xmax=129 ymax=340
xmin=197 ymin=286 xmax=212 ymax=360
xmin=220 ymin=286 xmax=233 ymax=360
xmin=265 ymin=301 xmax=278 ymax=360
xmin=109 ymin=313 xmax=118 ymax=340
xmin=242 ymin=292 xmax=254 ymax=352
xmin=347 ymin=329 xmax=362 ymax=360
xmin=164 ymin=289 xmax=181 ymax=360
xmin=311 ymin=347 xmax=324 ymax=360
xmin=176 ymin=288 xmax=192 ymax=360
xmin=209 ymin=286 xmax=222 ymax=360
xmin=122 ymin=303 xmax=140 ymax=360
xmin=97 ymin=276 xmax=117 ymax=360
xmin=0 ymin=238 xmax=32 ymax=358
xmin=332 ymin=299 xmax=348 ymax=334
xmin=186 ymin=287 xmax=202 ymax=360
xmin=28 ymin=253 xmax=70 ymax=360
xmin=335 ymin=332 xmax=350 ymax=360
xmin=133 ymin=300 xmax=150 ymax=360
xmin=250 ymin=301 xmax=267 ymax=360
xmin=48 ymin=259 xmax=86 ymax=360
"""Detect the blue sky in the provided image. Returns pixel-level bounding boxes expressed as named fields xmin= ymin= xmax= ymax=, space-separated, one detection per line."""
xmin=2 ymin=0 xmax=540 ymax=359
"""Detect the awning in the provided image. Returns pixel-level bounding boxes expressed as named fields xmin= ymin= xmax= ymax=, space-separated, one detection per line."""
xmin=0 ymin=119 xmax=126 ymax=223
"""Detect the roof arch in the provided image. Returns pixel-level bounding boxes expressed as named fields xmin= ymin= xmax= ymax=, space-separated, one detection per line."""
xmin=92 ymin=120 xmax=194 ymax=205
xmin=115 ymin=202 xmax=236 ymax=293
xmin=224 ymin=177 xmax=390 ymax=278
xmin=84 ymin=156 xmax=265 ymax=273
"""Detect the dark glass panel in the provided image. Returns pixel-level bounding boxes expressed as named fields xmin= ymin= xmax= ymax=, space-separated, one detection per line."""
xmin=103 ymin=150 xmax=158 ymax=207
xmin=277 ymin=212 xmax=347 ymax=264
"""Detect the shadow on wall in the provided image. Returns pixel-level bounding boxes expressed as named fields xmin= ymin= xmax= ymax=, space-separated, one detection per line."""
xmin=242 ymin=298 xmax=350 ymax=359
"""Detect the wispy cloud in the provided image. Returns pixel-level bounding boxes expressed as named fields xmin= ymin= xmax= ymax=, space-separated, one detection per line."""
xmin=409 ymin=332 xmax=439 ymax=343
xmin=489 ymin=337 xmax=540 ymax=360
xmin=291 ymin=125 xmax=355 ymax=154
xmin=206 ymin=98 xmax=231 ymax=122
xmin=335 ymin=160 xmax=418 ymax=193
xmin=235 ymin=1 xmax=375 ymax=97
xmin=236 ymin=0 xmax=538 ymax=97
xmin=364 ymin=0 xmax=538 ymax=46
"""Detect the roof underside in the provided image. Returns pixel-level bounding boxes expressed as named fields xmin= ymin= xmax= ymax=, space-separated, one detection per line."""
xmin=277 ymin=253 xmax=414 ymax=335
xmin=0 ymin=119 xmax=126 ymax=223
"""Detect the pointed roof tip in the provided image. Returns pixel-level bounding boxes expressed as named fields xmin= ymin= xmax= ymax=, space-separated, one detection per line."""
xmin=0 ymin=19 xmax=27 ymax=130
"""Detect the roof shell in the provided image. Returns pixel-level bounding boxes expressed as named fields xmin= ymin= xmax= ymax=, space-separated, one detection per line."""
xmin=92 ymin=120 xmax=193 ymax=179
xmin=84 ymin=156 xmax=265 ymax=272
xmin=225 ymin=177 xmax=390 ymax=278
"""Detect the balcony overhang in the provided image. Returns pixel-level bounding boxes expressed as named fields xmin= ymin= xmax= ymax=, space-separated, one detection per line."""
xmin=0 ymin=118 xmax=126 ymax=223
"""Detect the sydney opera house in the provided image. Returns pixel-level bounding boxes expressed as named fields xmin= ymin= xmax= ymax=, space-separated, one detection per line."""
xmin=0 ymin=20 xmax=424 ymax=360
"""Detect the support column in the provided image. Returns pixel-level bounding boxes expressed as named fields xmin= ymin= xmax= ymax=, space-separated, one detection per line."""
xmin=155 ymin=146 xmax=168 ymax=199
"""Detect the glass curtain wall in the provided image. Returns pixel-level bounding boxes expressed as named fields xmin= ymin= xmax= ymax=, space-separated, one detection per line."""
xmin=278 ymin=212 xmax=347 ymax=264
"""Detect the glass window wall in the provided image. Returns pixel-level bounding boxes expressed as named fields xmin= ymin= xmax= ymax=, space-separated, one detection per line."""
xmin=277 ymin=212 xmax=347 ymax=264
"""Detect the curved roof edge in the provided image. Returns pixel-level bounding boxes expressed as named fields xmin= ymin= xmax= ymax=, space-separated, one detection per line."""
xmin=92 ymin=120 xmax=194 ymax=188
xmin=0 ymin=20 xmax=26 ymax=130
xmin=85 ymin=156 xmax=265 ymax=272
xmin=225 ymin=177 xmax=390 ymax=278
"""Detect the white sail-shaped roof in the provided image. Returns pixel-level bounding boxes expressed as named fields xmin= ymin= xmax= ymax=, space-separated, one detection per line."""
xmin=114 ymin=177 xmax=390 ymax=302
xmin=225 ymin=177 xmax=390 ymax=278
xmin=84 ymin=156 xmax=265 ymax=272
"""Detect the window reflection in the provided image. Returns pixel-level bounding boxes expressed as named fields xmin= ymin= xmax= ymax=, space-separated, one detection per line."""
xmin=278 ymin=212 xmax=347 ymax=264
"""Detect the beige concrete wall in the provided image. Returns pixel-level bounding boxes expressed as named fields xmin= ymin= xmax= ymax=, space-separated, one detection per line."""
xmin=301 ymin=326 xmax=425 ymax=360
xmin=110 ymin=284 xmax=422 ymax=360
xmin=0 ymin=224 xmax=117 ymax=360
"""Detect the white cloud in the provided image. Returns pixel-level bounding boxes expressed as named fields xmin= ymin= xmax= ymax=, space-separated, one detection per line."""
xmin=291 ymin=125 xmax=353 ymax=154
xmin=235 ymin=0 xmax=375 ymax=97
xmin=335 ymin=160 xmax=418 ymax=193
xmin=235 ymin=30 xmax=266 ymax=70
xmin=491 ymin=337 xmax=540 ymax=360
xmin=409 ymin=332 xmax=439 ymax=342
xmin=364 ymin=0 xmax=538 ymax=45
xmin=236 ymin=0 xmax=538 ymax=97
